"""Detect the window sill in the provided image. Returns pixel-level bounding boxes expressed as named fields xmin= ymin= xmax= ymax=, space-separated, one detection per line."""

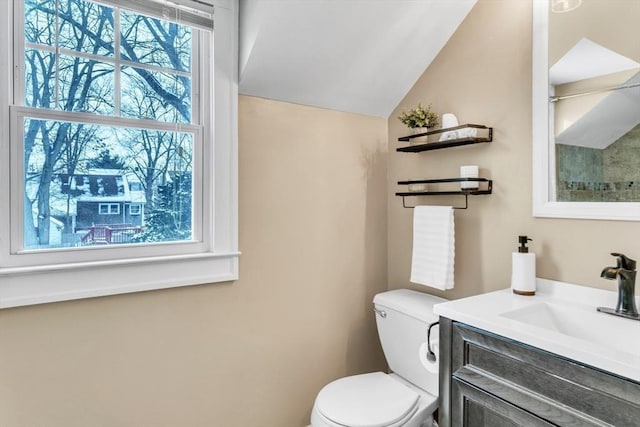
xmin=0 ymin=251 xmax=240 ymax=308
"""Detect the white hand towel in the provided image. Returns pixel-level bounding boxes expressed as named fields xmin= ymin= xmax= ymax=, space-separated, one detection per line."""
xmin=410 ymin=206 xmax=455 ymax=290
xmin=457 ymin=127 xmax=478 ymax=138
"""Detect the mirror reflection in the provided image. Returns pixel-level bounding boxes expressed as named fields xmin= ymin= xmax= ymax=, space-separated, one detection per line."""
xmin=549 ymin=0 xmax=640 ymax=202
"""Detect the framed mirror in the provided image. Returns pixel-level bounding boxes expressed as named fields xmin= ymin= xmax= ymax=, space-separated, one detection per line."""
xmin=532 ymin=0 xmax=640 ymax=220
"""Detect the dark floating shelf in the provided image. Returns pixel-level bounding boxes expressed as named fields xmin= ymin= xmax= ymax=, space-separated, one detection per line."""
xmin=397 ymin=124 xmax=492 ymax=153
xmin=396 ymin=178 xmax=492 ymax=209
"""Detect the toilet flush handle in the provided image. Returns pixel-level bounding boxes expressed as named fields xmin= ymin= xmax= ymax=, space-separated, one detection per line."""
xmin=373 ymin=307 xmax=387 ymax=318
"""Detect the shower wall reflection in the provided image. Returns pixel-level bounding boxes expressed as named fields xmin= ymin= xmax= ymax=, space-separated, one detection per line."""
xmin=556 ymin=124 xmax=640 ymax=201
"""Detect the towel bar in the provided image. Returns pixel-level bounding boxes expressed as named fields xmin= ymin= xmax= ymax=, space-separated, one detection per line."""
xmin=399 ymin=194 xmax=470 ymax=209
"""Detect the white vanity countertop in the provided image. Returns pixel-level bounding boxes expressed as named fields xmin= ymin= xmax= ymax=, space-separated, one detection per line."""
xmin=434 ymin=279 xmax=640 ymax=383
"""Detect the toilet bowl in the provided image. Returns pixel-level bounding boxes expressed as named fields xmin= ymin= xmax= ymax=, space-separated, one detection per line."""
xmin=310 ymin=289 xmax=446 ymax=427
xmin=311 ymin=372 xmax=438 ymax=427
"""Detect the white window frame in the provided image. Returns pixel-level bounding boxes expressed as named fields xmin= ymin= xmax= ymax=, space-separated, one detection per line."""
xmin=99 ymin=203 xmax=121 ymax=215
xmin=129 ymin=203 xmax=142 ymax=216
xmin=0 ymin=0 xmax=238 ymax=309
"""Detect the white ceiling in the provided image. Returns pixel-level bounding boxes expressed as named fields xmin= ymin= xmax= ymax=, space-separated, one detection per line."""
xmin=550 ymin=38 xmax=640 ymax=86
xmin=238 ymin=0 xmax=477 ymax=118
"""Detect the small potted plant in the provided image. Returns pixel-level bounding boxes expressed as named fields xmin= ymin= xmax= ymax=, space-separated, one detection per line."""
xmin=398 ymin=103 xmax=439 ymax=135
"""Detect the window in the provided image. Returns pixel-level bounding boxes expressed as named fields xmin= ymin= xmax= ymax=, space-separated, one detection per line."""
xmin=21 ymin=0 xmax=200 ymax=249
xmin=129 ymin=204 xmax=142 ymax=216
xmin=99 ymin=203 xmax=120 ymax=215
xmin=0 ymin=0 xmax=238 ymax=308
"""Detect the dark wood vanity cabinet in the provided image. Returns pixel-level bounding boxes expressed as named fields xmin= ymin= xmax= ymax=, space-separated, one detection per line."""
xmin=438 ymin=317 xmax=640 ymax=427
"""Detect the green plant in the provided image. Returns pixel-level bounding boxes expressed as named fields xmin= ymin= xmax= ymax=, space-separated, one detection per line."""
xmin=397 ymin=103 xmax=439 ymax=128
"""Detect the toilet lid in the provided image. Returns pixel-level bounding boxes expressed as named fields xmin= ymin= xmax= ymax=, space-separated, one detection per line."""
xmin=315 ymin=372 xmax=419 ymax=427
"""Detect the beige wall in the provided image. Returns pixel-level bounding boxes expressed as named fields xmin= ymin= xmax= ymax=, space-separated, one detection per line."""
xmin=389 ymin=0 xmax=640 ymax=300
xmin=0 ymin=95 xmax=388 ymax=427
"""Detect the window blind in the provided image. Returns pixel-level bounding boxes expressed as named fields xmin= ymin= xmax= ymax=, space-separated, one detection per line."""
xmin=94 ymin=0 xmax=213 ymax=30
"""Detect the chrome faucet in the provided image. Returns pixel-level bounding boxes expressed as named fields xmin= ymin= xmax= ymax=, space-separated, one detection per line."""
xmin=598 ymin=253 xmax=640 ymax=320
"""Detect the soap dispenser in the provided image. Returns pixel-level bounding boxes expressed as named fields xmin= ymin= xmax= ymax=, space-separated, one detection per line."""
xmin=511 ymin=235 xmax=536 ymax=295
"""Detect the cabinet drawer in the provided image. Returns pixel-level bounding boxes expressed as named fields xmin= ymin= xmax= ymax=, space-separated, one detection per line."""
xmin=451 ymin=323 xmax=640 ymax=426
xmin=452 ymin=378 xmax=553 ymax=427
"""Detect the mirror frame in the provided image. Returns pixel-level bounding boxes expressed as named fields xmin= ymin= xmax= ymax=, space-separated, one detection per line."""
xmin=532 ymin=0 xmax=640 ymax=221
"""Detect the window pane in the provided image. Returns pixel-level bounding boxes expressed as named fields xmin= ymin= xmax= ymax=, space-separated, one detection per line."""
xmin=58 ymin=0 xmax=115 ymax=57
xmin=25 ymin=0 xmax=56 ymax=46
xmin=120 ymin=66 xmax=191 ymax=123
xmin=25 ymin=49 xmax=56 ymax=109
xmin=120 ymin=11 xmax=191 ymax=72
xmin=23 ymin=117 xmax=194 ymax=250
xmin=58 ymin=55 xmax=115 ymax=114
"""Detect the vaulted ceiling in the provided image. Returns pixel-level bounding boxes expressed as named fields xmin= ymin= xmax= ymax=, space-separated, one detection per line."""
xmin=238 ymin=0 xmax=477 ymax=118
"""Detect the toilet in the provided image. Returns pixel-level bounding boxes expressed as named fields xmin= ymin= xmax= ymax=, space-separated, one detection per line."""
xmin=310 ymin=289 xmax=446 ymax=427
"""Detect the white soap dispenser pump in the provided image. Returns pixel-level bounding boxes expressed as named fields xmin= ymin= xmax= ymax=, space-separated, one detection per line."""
xmin=511 ymin=235 xmax=536 ymax=296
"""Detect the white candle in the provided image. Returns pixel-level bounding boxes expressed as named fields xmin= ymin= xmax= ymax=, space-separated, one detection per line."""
xmin=460 ymin=165 xmax=479 ymax=189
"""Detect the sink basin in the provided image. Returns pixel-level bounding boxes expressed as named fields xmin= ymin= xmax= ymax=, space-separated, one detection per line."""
xmin=500 ymin=302 xmax=640 ymax=357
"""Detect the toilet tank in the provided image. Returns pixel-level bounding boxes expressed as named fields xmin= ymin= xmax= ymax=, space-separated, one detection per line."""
xmin=373 ymin=289 xmax=447 ymax=396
